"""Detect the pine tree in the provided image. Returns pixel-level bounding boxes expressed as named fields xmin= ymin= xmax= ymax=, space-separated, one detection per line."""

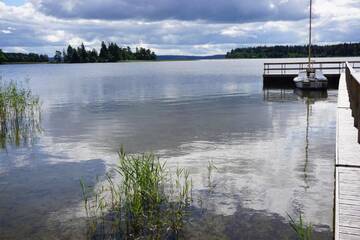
xmin=78 ymin=43 xmax=88 ymax=63
xmin=107 ymin=42 xmax=118 ymax=62
xmin=0 ymin=49 xmax=8 ymax=63
xmin=53 ymin=51 xmax=62 ymax=63
xmin=88 ymin=49 xmax=98 ymax=62
xmin=62 ymin=49 xmax=67 ymax=63
xmin=66 ymin=45 xmax=75 ymax=63
xmin=99 ymin=41 xmax=109 ymax=62
xmin=70 ymin=49 xmax=80 ymax=63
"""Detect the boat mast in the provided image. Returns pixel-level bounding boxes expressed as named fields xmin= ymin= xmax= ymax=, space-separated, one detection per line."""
xmin=308 ymin=0 xmax=312 ymax=70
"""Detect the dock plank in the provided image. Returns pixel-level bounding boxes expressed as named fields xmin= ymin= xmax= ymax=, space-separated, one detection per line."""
xmin=335 ymin=72 xmax=360 ymax=240
xmin=340 ymin=227 xmax=360 ymax=236
xmin=336 ymin=72 xmax=360 ymax=168
xmin=336 ymin=108 xmax=360 ymax=166
xmin=339 ymin=233 xmax=360 ymax=240
xmin=338 ymin=73 xmax=351 ymax=108
xmin=336 ymin=167 xmax=360 ymax=240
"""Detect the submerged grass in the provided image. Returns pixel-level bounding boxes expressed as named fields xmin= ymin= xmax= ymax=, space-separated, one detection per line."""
xmin=80 ymin=146 xmax=192 ymax=239
xmin=80 ymin=148 xmax=320 ymax=240
xmin=0 ymin=79 xmax=41 ymax=148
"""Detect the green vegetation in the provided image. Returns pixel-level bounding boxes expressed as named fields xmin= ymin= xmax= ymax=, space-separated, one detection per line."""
xmin=80 ymin=154 xmax=322 ymax=239
xmin=80 ymin=147 xmax=192 ymax=239
xmin=226 ymin=42 xmax=360 ymax=58
xmin=0 ymin=42 xmax=156 ymax=64
xmin=0 ymin=49 xmax=8 ymax=64
xmin=0 ymin=79 xmax=41 ymax=148
xmin=0 ymin=49 xmax=48 ymax=64
xmin=288 ymin=214 xmax=313 ymax=240
xmin=54 ymin=42 xmax=156 ymax=63
xmin=207 ymin=160 xmax=217 ymax=192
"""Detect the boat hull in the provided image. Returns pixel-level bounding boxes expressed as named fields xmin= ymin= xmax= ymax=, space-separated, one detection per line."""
xmin=294 ymin=80 xmax=328 ymax=90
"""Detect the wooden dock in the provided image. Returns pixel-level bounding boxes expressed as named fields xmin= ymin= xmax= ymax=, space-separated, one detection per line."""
xmin=263 ymin=61 xmax=360 ymax=89
xmin=335 ymin=63 xmax=360 ymax=240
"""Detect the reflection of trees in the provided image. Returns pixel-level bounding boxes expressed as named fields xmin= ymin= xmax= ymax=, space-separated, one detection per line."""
xmin=0 ymin=80 xmax=41 ymax=149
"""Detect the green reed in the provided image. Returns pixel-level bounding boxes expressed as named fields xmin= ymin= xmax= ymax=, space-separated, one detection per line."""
xmin=80 ymin=146 xmax=192 ymax=239
xmin=288 ymin=214 xmax=313 ymax=240
xmin=0 ymin=79 xmax=41 ymax=149
xmin=207 ymin=160 xmax=217 ymax=192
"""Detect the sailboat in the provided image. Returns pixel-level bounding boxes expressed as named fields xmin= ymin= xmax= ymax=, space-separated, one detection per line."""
xmin=293 ymin=0 xmax=328 ymax=90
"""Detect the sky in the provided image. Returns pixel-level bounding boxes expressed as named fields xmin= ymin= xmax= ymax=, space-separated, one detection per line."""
xmin=0 ymin=0 xmax=359 ymax=56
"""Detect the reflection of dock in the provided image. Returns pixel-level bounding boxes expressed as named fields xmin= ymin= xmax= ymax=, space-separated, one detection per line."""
xmin=335 ymin=63 xmax=360 ymax=240
xmin=263 ymin=88 xmax=298 ymax=102
xmin=263 ymin=61 xmax=360 ymax=89
xmin=263 ymin=88 xmax=328 ymax=103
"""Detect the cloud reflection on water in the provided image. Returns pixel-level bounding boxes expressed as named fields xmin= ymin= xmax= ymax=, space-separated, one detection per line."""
xmin=0 ymin=60 xmax=337 ymax=238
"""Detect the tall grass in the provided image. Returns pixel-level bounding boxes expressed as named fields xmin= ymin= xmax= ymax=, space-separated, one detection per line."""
xmin=207 ymin=160 xmax=217 ymax=193
xmin=288 ymin=214 xmax=313 ymax=240
xmin=80 ymin=147 xmax=192 ymax=239
xmin=0 ymin=79 xmax=41 ymax=148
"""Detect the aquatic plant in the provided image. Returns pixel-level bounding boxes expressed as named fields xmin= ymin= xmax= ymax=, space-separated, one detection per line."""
xmin=207 ymin=160 xmax=217 ymax=193
xmin=80 ymin=147 xmax=192 ymax=239
xmin=288 ymin=214 xmax=313 ymax=240
xmin=0 ymin=79 xmax=41 ymax=149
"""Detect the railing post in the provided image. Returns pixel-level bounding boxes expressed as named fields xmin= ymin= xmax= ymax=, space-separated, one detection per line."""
xmin=345 ymin=64 xmax=351 ymax=100
xmin=346 ymin=62 xmax=360 ymax=144
xmin=351 ymin=72 xmax=357 ymax=119
xmin=358 ymin=87 xmax=360 ymax=143
xmin=355 ymin=80 xmax=360 ymax=128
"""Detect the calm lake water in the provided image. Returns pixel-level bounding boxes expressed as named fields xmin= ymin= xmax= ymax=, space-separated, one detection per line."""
xmin=0 ymin=58 xmax=352 ymax=239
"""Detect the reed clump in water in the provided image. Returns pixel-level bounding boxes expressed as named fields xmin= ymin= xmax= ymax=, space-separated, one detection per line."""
xmin=80 ymin=147 xmax=192 ymax=239
xmin=288 ymin=214 xmax=313 ymax=240
xmin=0 ymin=79 xmax=41 ymax=148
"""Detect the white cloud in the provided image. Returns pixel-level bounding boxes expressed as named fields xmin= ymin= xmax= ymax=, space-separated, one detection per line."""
xmin=221 ymin=27 xmax=249 ymax=38
xmin=43 ymin=30 xmax=66 ymax=42
xmin=2 ymin=46 xmax=28 ymax=53
xmin=0 ymin=0 xmax=358 ymax=55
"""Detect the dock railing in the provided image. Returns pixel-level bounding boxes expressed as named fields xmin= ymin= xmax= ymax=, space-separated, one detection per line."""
xmin=264 ymin=61 xmax=360 ymax=74
xmin=345 ymin=62 xmax=360 ymax=143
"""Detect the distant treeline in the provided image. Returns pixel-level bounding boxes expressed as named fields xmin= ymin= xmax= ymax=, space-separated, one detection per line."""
xmin=226 ymin=42 xmax=360 ymax=58
xmin=0 ymin=42 xmax=157 ymax=64
xmin=0 ymin=49 xmax=49 ymax=64
xmin=157 ymin=55 xmax=225 ymax=61
xmin=53 ymin=42 xmax=157 ymax=63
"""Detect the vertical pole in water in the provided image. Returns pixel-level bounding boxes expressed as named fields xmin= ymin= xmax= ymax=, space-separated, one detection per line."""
xmin=308 ymin=0 xmax=312 ymax=70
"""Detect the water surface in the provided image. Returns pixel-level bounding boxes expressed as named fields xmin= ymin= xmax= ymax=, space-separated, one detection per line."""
xmin=0 ymin=59 xmax=345 ymax=239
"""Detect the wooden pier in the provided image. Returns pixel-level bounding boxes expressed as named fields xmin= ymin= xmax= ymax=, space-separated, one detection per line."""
xmin=335 ymin=62 xmax=360 ymax=240
xmin=263 ymin=61 xmax=360 ymax=89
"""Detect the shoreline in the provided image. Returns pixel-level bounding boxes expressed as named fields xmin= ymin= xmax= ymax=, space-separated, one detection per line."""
xmin=1 ymin=55 xmax=360 ymax=65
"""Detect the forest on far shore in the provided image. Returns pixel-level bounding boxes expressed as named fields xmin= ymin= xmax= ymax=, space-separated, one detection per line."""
xmin=53 ymin=42 xmax=157 ymax=63
xmin=226 ymin=42 xmax=360 ymax=58
xmin=1 ymin=42 xmax=360 ymax=64
xmin=0 ymin=41 xmax=157 ymax=64
xmin=0 ymin=50 xmax=48 ymax=63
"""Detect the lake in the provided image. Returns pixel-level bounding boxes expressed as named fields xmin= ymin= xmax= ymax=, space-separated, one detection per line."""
xmin=0 ymin=58 xmax=345 ymax=239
